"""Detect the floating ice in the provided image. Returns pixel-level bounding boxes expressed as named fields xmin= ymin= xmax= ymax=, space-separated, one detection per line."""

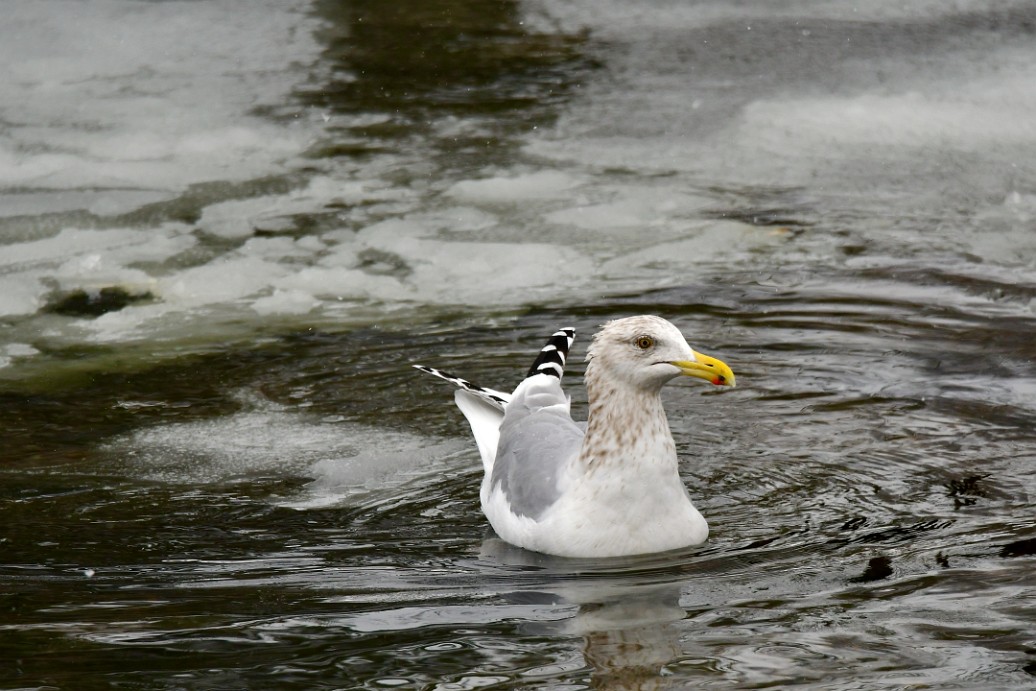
xmin=445 ymin=171 xmax=582 ymax=205
xmin=0 ymin=226 xmax=194 ymax=318
xmin=349 ymin=217 xmax=596 ymax=306
xmin=157 ymin=257 xmax=288 ymax=307
xmin=599 ymin=220 xmax=781 ymax=283
xmin=737 ymin=76 xmax=1036 ymax=155
xmin=3 ymin=0 xmax=1035 ymax=386
xmin=0 ymin=0 xmax=324 ymax=193
xmin=0 ymin=342 xmax=40 ymax=369
xmin=105 ymin=401 xmax=469 ymax=508
xmin=1 ymin=227 xmax=194 ymax=272
xmin=527 ymin=4 xmax=1036 ymax=201
xmin=252 ymin=289 xmax=320 ymax=316
xmin=545 ymin=189 xmax=711 ymax=231
xmin=0 ymin=276 xmax=45 ymax=318
xmin=109 ymin=408 xmax=355 ymax=483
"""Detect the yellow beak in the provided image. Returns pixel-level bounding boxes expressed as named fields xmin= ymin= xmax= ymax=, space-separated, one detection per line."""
xmin=671 ymin=351 xmax=736 ymax=387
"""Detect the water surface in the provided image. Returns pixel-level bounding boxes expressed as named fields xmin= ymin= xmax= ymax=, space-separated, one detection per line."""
xmin=2 ymin=0 xmax=1035 ymax=688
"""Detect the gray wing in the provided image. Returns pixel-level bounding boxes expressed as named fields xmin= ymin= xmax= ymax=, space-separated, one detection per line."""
xmin=491 ymin=376 xmax=584 ymax=521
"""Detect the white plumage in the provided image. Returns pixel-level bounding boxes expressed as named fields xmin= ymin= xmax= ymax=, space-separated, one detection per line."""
xmin=415 ymin=315 xmax=736 ymax=558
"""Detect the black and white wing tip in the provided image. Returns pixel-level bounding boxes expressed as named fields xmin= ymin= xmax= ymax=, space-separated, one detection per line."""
xmin=414 ymin=326 xmax=574 ymax=407
xmin=412 ymin=364 xmax=511 ymax=409
xmin=525 ymin=327 xmax=576 ymax=381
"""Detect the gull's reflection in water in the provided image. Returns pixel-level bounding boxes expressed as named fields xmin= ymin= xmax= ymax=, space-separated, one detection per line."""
xmin=571 ymin=588 xmax=686 ymax=691
xmin=480 ymin=537 xmax=691 ymax=691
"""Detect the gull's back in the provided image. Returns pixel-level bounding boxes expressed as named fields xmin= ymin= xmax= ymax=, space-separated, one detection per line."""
xmin=463 ymin=327 xmax=586 ymax=547
xmin=486 ymin=374 xmax=585 ymax=523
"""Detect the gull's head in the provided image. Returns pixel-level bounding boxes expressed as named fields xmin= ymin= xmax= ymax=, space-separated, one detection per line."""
xmin=586 ymin=315 xmax=736 ymax=392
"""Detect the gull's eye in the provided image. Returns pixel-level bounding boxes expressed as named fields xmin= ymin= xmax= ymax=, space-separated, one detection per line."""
xmin=635 ymin=335 xmax=655 ymax=350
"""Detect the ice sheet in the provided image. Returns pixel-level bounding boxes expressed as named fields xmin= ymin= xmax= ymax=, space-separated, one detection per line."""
xmin=526 ymin=4 xmax=1036 ymax=200
xmin=0 ymin=225 xmax=195 ymax=318
xmin=0 ymin=0 xmax=324 ymax=193
xmin=3 ymin=0 xmax=1036 ymax=380
xmin=445 ymin=171 xmax=583 ymax=205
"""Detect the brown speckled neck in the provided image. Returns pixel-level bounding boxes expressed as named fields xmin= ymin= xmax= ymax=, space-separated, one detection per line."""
xmin=579 ymin=359 xmax=678 ymax=470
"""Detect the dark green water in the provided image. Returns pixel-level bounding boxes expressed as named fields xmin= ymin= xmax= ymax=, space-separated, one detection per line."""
xmin=3 ymin=0 xmax=1036 ymax=688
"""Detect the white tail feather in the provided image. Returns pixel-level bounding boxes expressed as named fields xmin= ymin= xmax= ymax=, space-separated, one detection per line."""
xmin=454 ymin=390 xmax=505 ymax=472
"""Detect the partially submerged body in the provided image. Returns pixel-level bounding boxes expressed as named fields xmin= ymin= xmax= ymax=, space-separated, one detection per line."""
xmin=416 ymin=315 xmax=735 ymax=558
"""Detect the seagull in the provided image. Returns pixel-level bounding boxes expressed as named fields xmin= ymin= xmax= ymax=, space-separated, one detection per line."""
xmin=415 ymin=315 xmax=736 ymax=558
